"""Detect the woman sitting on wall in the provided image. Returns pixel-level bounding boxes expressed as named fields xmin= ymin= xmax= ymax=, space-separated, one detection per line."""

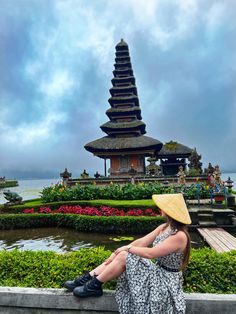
xmin=64 ymin=193 xmax=191 ymax=314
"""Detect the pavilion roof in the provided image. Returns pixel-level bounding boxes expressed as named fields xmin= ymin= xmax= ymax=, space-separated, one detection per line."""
xmin=158 ymin=141 xmax=192 ymax=157
xmin=85 ymin=135 xmax=163 ymax=153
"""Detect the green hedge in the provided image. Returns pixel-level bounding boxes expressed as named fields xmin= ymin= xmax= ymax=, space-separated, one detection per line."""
xmin=185 ymin=248 xmax=236 ymax=293
xmin=0 ymin=214 xmax=164 ymax=234
xmin=0 ymin=248 xmax=235 ymax=293
xmin=0 ymin=248 xmax=114 ymax=290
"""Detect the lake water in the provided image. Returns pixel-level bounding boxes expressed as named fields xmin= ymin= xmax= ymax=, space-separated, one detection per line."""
xmin=0 ymin=227 xmax=206 ymax=252
xmin=0 ymin=178 xmax=59 ymax=204
xmin=0 ymin=173 xmax=235 ymax=204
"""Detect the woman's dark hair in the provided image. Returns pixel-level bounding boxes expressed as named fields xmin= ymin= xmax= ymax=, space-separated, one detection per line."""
xmin=166 ymin=218 xmax=191 ymax=269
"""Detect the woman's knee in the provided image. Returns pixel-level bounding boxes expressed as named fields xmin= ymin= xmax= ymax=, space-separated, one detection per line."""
xmin=116 ymin=251 xmax=128 ymax=263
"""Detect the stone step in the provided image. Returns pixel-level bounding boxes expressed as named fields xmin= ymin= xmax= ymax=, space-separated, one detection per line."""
xmin=198 ymin=221 xmax=217 ymax=227
xmin=197 ymin=210 xmax=213 ymax=214
xmin=198 ymin=213 xmax=214 ymax=222
xmin=198 ymin=213 xmax=214 ymax=217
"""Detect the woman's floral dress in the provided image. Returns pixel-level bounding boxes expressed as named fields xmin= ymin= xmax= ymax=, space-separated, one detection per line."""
xmin=115 ymin=228 xmax=186 ymax=314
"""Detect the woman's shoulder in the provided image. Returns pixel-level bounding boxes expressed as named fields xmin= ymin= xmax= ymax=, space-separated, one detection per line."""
xmin=171 ymin=230 xmax=188 ymax=243
xmin=157 ymin=223 xmax=168 ymax=233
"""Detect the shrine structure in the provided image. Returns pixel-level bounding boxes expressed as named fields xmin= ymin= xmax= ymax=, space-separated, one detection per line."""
xmin=85 ymin=39 xmax=163 ymax=176
xmin=65 ymin=39 xmax=208 ymax=185
xmin=157 ymin=141 xmax=192 ymax=176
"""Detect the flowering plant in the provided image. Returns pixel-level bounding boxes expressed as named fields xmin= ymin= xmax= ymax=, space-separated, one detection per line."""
xmin=23 ymin=205 xmax=159 ymax=217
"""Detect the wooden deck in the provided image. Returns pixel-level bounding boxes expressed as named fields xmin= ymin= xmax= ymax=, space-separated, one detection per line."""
xmin=197 ymin=228 xmax=236 ymax=253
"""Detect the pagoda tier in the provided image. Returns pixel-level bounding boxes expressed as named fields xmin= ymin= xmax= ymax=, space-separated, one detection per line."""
xmin=84 ymin=39 xmax=163 ymax=176
xmin=100 ymin=120 xmax=146 ymax=136
xmin=114 ymin=61 xmax=132 ymax=70
xmin=108 ymin=95 xmax=139 ymax=107
xmin=115 ymin=56 xmax=131 ymax=63
xmin=85 ymin=136 xmax=162 ymax=156
xmin=113 ymin=68 xmax=133 ymax=77
xmin=111 ymin=76 xmax=135 ymax=86
xmin=109 ymin=85 xmax=137 ymax=97
xmin=106 ymin=106 xmax=142 ymax=120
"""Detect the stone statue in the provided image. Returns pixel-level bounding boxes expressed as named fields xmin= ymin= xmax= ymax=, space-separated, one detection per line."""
xmin=60 ymin=168 xmax=72 ymax=187
xmin=60 ymin=168 xmax=72 ymax=179
xmin=146 ymin=157 xmax=160 ymax=176
xmin=188 ymin=148 xmax=203 ymax=174
xmin=177 ymin=166 xmax=186 ymax=185
xmin=0 ymin=176 xmax=6 ymax=183
xmin=3 ymin=190 xmax=23 ymax=206
xmin=207 ymin=163 xmax=214 ymax=174
xmin=213 ymin=165 xmax=221 ymax=184
xmin=81 ymin=169 xmax=89 ymax=179
xmin=94 ymin=171 xmax=101 ymax=179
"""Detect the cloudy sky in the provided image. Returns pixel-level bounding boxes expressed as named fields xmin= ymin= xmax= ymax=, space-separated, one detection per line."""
xmin=0 ymin=0 xmax=236 ymax=179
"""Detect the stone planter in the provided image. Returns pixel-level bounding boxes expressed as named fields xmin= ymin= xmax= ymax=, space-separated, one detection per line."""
xmin=214 ymin=193 xmax=225 ymax=204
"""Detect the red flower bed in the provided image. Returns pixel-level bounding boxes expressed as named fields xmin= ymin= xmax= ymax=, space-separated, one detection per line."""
xmin=23 ymin=205 xmax=159 ymax=217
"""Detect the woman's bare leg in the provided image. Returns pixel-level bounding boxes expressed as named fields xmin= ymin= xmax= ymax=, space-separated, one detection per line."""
xmin=89 ymin=262 xmax=107 ymax=276
xmin=96 ymin=251 xmax=127 ymax=282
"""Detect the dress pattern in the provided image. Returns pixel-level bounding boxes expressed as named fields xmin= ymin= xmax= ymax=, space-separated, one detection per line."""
xmin=115 ymin=228 xmax=186 ymax=314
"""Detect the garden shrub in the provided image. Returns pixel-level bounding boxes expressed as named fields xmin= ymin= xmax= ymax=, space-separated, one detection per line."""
xmin=184 ymin=248 xmax=236 ymax=293
xmin=40 ymin=182 xmax=211 ymax=203
xmin=0 ymin=247 xmax=235 ymax=293
xmin=0 ymin=214 xmax=164 ymax=234
xmin=0 ymin=248 xmax=114 ymax=290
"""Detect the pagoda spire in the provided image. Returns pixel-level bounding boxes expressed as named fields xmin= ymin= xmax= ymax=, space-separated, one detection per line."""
xmin=85 ymin=40 xmax=163 ymax=176
xmin=100 ymin=38 xmax=146 ymax=137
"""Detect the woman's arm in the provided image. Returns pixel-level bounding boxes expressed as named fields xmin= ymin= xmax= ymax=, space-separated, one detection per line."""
xmin=130 ymin=223 xmax=167 ymax=247
xmin=114 ymin=223 xmax=167 ymax=255
xmin=127 ymin=231 xmax=187 ymax=259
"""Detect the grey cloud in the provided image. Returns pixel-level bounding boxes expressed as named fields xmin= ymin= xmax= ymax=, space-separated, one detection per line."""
xmin=1 ymin=0 xmax=236 ymax=178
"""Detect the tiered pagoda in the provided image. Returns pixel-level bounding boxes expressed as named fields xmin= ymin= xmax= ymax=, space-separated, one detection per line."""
xmin=85 ymin=39 xmax=163 ymax=176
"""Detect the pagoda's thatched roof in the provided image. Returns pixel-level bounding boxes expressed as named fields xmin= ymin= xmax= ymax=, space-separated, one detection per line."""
xmin=85 ymin=135 xmax=163 ymax=153
xmin=108 ymin=95 xmax=139 ymax=106
xmin=101 ymin=120 xmax=145 ymax=130
xmin=116 ymin=39 xmax=128 ymax=47
xmin=106 ymin=106 xmax=141 ymax=114
xmin=158 ymin=141 xmax=192 ymax=157
xmin=110 ymin=84 xmax=136 ymax=91
xmin=112 ymin=76 xmax=134 ymax=82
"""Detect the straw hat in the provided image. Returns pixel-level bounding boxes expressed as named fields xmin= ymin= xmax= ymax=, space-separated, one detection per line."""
xmin=152 ymin=193 xmax=191 ymax=225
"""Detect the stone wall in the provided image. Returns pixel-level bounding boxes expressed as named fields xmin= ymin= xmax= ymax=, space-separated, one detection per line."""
xmin=0 ymin=287 xmax=235 ymax=314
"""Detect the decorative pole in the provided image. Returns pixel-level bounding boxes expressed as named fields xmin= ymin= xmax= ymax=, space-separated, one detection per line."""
xmin=196 ymin=178 xmax=201 ymax=208
xmin=104 ymin=158 xmax=107 ymax=177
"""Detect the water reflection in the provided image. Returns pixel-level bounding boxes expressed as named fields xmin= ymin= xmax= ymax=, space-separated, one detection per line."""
xmin=0 ymin=227 xmax=207 ymax=252
xmin=0 ymin=228 xmax=137 ymax=252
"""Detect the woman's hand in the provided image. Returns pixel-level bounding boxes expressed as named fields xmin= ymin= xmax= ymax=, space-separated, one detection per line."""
xmin=114 ymin=245 xmax=130 ymax=255
xmin=104 ymin=245 xmax=131 ymax=265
